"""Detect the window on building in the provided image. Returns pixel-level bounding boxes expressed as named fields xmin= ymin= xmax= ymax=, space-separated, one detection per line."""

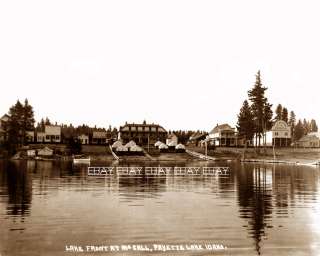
xmin=46 ymin=135 xmax=50 ymax=140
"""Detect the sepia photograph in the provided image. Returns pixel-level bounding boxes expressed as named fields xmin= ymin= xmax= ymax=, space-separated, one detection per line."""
xmin=0 ymin=0 xmax=320 ymax=255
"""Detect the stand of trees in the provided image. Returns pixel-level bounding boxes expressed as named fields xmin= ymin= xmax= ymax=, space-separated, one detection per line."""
xmin=274 ymin=104 xmax=318 ymax=142
xmin=5 ymin=99 xmax=35 ymax=154
xmin=293 ymin=118 xmax=318 ymax=141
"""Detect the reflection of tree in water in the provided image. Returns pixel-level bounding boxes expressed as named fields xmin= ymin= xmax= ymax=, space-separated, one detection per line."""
xmin=5 ymin=161 xmax=32 ymax=216
xmin=216 ymin=163 xmax=236 ymax=196
xmin=237 ymin=164 xmax=273 ymax=255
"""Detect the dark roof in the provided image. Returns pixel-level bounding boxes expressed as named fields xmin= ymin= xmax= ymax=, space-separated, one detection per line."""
xmin=189 ymin=132 xmax=207 ymax=141
xmin=209 ymin=123 xmax=234 ymax=134
xmin=0 ymin=114 xmax=10 ymax=121
xmin=120 ymin=122 xmax=167 ymax=133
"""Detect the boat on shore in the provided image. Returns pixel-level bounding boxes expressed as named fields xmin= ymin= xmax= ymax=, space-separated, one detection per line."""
xmin=73 ymin=155 xmax=91 ymax=164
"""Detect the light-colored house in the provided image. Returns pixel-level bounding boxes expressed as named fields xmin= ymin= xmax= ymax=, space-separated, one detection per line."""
xmin=44 ymin=125 xmax=61 ymax=143
xmin=78 ymin=134 xmax=89 ymax=144
xmin=253 ymin=120 xmax=291 ymax=147
xmin=38 ymin=147 xmax=54 ymax=156
xmin=295 ymin=132 xmax=320 ymax=148
xmin=166 ymin=133 xmax=178 ymax=146
xmin=208 ymin=123 xmax=237 ymax=147
xmin=37 ymin=132 xmax=46 ymax=143
xmin=92 ymin=131 xmax=107 ymax=145
xmin=271 ymin=120 xmax=291 ymax=147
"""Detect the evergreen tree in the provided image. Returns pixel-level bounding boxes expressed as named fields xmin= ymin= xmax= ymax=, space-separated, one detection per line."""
xmin=247 ymin=71 xmax=271 ymax=147
xmin=236 ymin=100 xmax=255 ymax=143
xmin=66 ymin=137 xmax=82 ymax=155
xmin=303 ymin=118 xmax=310 ymax=135
xmin=310 ymin=119 xmax=318 ymax=132
xmin=288 ymin=111 xmax=296 ymax=141
xmin=45 ymin=117 xmax=51 ymax=125
xmin=282 ymin=107 xmax=288 ymax=123
xmin=6 ymin=99 xmax=35 ymax=153
xmin=275 ymin=104 xmax=283 ymax=121
xmin=294 ymin=120 xmax=304 ymax=141
xmin=21 ymin=99 xmax=35 ymax=144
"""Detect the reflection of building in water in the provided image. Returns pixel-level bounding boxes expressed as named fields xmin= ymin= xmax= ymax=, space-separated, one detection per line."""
xmin=236 ymin=164 xmax=273 ymax=255
xmin=5 ymin=161 xmax=32 ymax=216
xmin=118 ymin=177 xmax=167 ymax=202
xmin=272 ymin=165 xmax=319 ymax=213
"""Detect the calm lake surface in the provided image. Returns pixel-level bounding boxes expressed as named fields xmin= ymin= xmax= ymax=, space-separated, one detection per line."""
xmin=0 ymin=160 xmax=319 ymax=256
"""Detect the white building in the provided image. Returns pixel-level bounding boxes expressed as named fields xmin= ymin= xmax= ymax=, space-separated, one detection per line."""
xmin=272 ymin=120 xmax=291 ymax=147
xmin=166 ymin=133 xmax=178 ymax=146
xmin=78 ymin=134 xmax=89 ymax=144
xmin=254 ymin=120 xmax=291 ymax=147
xmin=44 ymin=125 xmax=61 ymax=143
xmin=208 ymin=123 xmax=237 ymax=147
xmin=37 ymin=132 xmax=46 ymax=143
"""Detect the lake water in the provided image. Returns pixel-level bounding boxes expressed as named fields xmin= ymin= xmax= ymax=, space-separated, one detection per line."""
xmin=0 ymin=160 xmax=319 ymax=256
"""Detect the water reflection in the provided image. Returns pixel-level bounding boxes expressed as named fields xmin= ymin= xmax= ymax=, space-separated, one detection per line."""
xmin=237 ymin=164 xmax=273 ymax=255
xmin=0 ymin=161 xmax=33 ymax=216
xmin=0 ymin=160 xmax=319 ymax=256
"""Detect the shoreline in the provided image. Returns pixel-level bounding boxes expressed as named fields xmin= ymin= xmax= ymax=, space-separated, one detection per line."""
xmin=3 ymin=145 xmax=320 ymax=165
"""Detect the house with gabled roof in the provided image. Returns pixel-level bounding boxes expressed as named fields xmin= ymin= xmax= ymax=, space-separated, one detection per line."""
xmin=119 ymin=120 xmax=167 ymax=146
xmin=92 ymin=131 xmax=108 ymax=145
xmin=188 ymin=131 xmax=208 ymax=146
xmin=295 ymin=132 xmax=320 ymax=148
xmin=208 ymin=123 xmax=237 ymax=147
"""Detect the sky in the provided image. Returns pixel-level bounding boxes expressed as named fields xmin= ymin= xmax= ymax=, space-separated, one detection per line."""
xmin=0 ymin=0 xmax=319 ymax=131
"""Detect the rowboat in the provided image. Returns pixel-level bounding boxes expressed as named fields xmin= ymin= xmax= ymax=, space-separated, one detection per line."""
xmin=73 ymin=155 xmax=91 ymax=164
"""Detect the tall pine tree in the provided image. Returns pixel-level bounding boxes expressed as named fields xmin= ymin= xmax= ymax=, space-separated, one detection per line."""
xmin=294 ymin=120 xmax=304 ymax=141
xmin=6 ymin=99 xmax=35 ymax=153
xmin=310 ymin=119 xmax=318 ymax=132
xmin=275 ymin=104 xmax=283 ymax=121
xmin=282 ymin=107 xmax=288 ymax=123
xmin=288 ymin=111 xmax=296 ymax=141
xmin=237 ymin=100 xmax=255 ymax=143
xmin=248 ymin=71 xmax=272 ymax=147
